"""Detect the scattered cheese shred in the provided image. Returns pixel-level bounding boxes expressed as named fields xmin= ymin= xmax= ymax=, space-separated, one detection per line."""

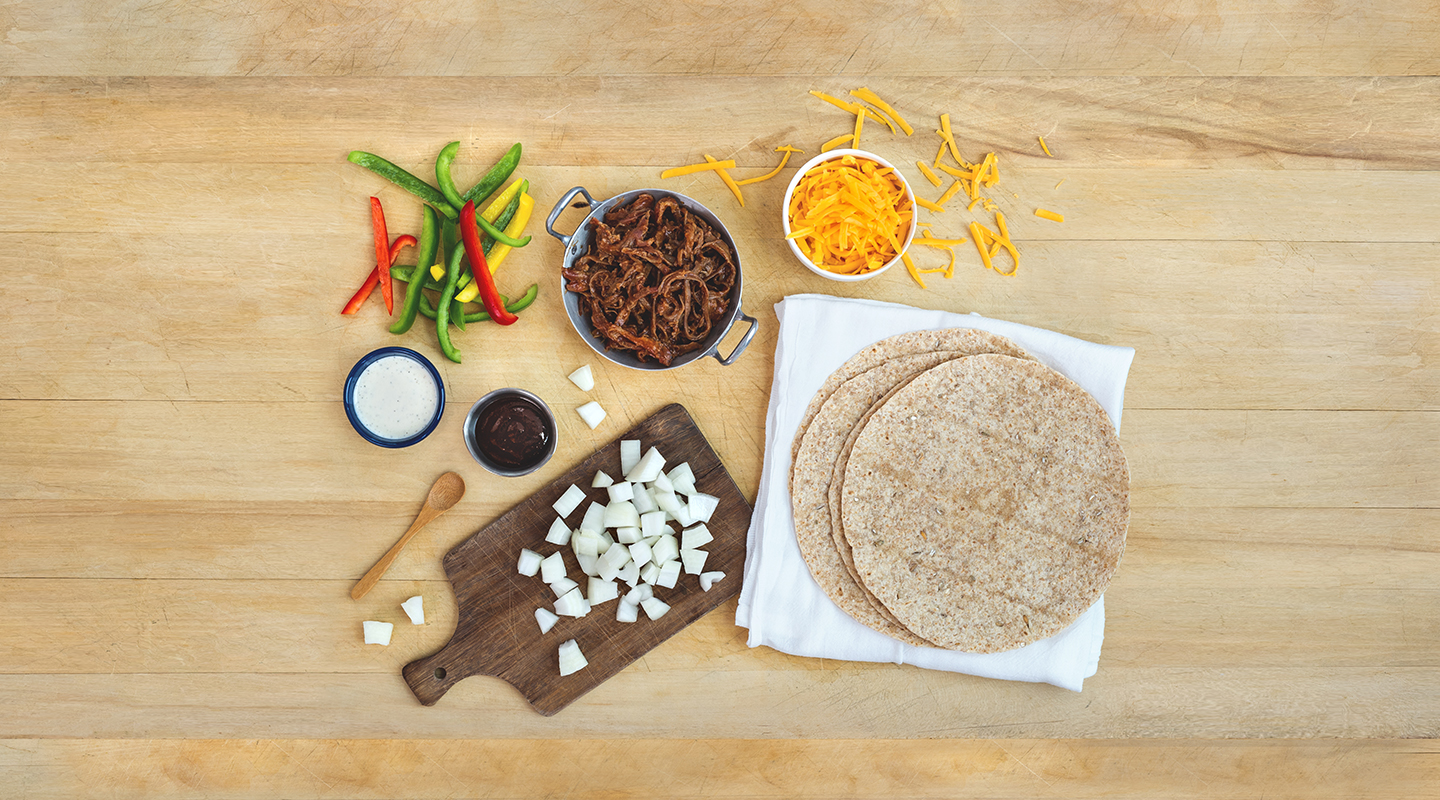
xmin=787 ymin=154 xmax=912 ymax=276
xmin=810 ymin=90 xmax=893 ymax=132
xmin=704 ymin=154 xmax=744 ymax=207
xmin=1035 ymin=208 xmax=1064 ymax=222
xmin=915 ymin=160 xmax=943 ymax=187
xmin=932 ymin=140 xmax=947 ymax=168
xmin=660 ymin=159 xmax=737 ymax=179
xmin=915 ymin=196 xmax=944 ymax=213
xmin=821 ymin=133 xmax=855 ymax=151
xmin=1038 ymin=135 xmax=1054 ymax=157
xmin=735 ymin=145 xmax=803 ymax=186
xmin=969 ymin=213 xmax=1018 ymax=276
xmin=936 ymin=180 xmax=965 ymax=207
xmin=937 ymin=115 xmax=972 ymax=169
xmin=902 ymin=251 xmax=926 ymax=289
xmin=852 ymin=105 xmax=865 ymax=148
xmin=850 ymin=87 xmax=914 ymax=135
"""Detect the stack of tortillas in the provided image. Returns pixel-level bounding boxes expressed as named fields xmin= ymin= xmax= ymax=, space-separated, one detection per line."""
xmin=789 ymin=329 xmax=1130 ymax=654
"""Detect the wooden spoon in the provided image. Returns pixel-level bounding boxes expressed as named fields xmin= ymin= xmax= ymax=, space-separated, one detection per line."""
xmin=351 ymin=471 xmax=466 ymax=600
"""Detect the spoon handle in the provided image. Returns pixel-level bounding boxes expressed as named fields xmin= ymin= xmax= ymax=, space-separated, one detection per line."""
xmin=351 ymin=504 xmax=446 ymax=600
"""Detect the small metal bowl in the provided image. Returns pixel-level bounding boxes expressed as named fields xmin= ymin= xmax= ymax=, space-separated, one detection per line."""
xmin=343 ymin=347 xmax=445 ymax=448
xmin=781 ymin=149 xmax=918 ymax=282
xmin=462 ymin=388 xmax=558 ymax=477
xmin=545 ymin=186 xmax=759 ymax=371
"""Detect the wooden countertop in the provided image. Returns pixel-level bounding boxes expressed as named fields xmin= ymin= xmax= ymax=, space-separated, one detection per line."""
xmin=2 ymin=2 xmax=1436 ymax=797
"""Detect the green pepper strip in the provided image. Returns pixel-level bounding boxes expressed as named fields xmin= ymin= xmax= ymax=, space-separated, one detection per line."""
xmin=434 ymin=244 xmax=465 ymax=363
xmin=471 ymin=205 xmax=531 ymax=248
xmin=434 ymin=141 xmax=466 ymax=210
xmin=389 ymin=206 xmax=439 ymax=335
xmin=416 ymin=284 xmax=538 ymax=324
xmin=451 ymin=182 xmax=526 ymax=293
xmin=347 ymin=151 xmax=459 ymax=221
xmin=461 ymin=142 xmax=522 ymax=206
xmin=452 ymin=297 xmax=466 ymax=332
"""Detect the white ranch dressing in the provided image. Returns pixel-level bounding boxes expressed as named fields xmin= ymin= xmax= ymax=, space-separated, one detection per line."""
xmin=352 ymin=355 xmax=440 ymax=440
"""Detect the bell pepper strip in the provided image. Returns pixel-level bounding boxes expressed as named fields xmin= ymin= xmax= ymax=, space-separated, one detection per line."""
xmin=434 ymin=141 xmax=466 ymax=210
xmin=470 ymin=204 xmax=530 ymax=248
xmin=418 ymin=284 xmax=538 ymax=324
xmin=389 ymin=206 xmax=438 ymax=335
xmin=435 ymin=243 xmax=465 ymax=363
xmin=370 ymin=197 xmax=396 ymax=314
xmin=458 ymin=199 xmax=518 ymax=326
xmin=392 ymin=265 xmax=445 ymax=292
xmin=342 ymin=234 xmax=417 ymax=315
xmin=461 ymin=142 xmax=522 ymax=206
xmin=346 ymin=151 xmax=458 ymax=221
xmin=736 ymin=146 xmax=803 ymax=186
xmin=457 ymin=186 xmax=527 ymax=303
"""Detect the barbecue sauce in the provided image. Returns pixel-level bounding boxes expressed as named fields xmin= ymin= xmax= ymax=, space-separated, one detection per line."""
xmin=472 ymin=394 xmax=552 ymax=470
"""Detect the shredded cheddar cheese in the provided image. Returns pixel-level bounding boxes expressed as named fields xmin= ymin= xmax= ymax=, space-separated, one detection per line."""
xmin=736 ymin=145 xmax=804 ymax=186
xmin=821 ymin=133 xmax=855 ymax=151
xmin=810 ymin=90 xmax=894 ymax=132
xmin=660 ymin=159 xmax=738 ymax=179
xmin=902 ymin=252 xmax=926 ymax=289
xmin=704 ymin=154 xmax=745 ymax=207
xmin=915 ymin=160 xmax=942 ymax=187
xmin=1038 ymin=136 xmax=1054 ymax=157
xmin=852 ymin=105 xmax=865 ymax=148
xmin=787 ymin=154 xmax=912 ymax=276
xmin=850 ymin=87 xmax=914 ymax=135
xmin=936 ymin=180 xmax=965 ymax=207
xmin=1035 ymin=208 xmax=1064 ymax=222
xmin=915 ymin=196 xmax=944 ymax=213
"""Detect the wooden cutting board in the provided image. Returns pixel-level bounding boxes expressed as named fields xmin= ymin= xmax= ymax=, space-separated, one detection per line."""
xmin=402 ymin=403 xmax=752 ymax=715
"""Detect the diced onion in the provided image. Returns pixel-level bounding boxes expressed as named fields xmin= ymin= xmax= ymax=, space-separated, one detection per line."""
xmin=535 ymin=607 xmax=559 ymax=634
xmin=606 ymin=481 xmax=635 ymax=503
xmin=558 ymin=639 xmax=589 ymax=676
xmin=640 ymin=597 xmax=671 ymax=620
xmin=631 ymin=484 xmax=658 ymax=514
xmin=550 ymin=576 xmax=579 ymax=598
xmin=620 ymin=440 xmax=642 ymax=475
xmin=553 ymin=484 xmax=586 ymax=518
xmin=699 ymin=571 xmax=726 ymax=592
xmin=576 ymin=552 xmax=599 ymax=577
xmin=572 ymin=530 xmax=602 ymax=557
xmin=680 ymin=548 xmax=708 ymax=575
xmin=615 ymin=525 xmax=642 ymax=545
xmin=587 ymin=577 xmax=620 ymax=605
xmin=617 ymin=559 xmax=640 ymax=587
xmin=687 ymin=493 xmax=719 ymax=523
xmin=397 ymin=594 xmax=423 ymax=625
xmin=667 ymin=462 xmax=697 ymax=495
xmin=650 ymin=534 xmax=680 ymax=566
xmin=576 ymin=401 xmax=607 ymax=429
xmin=626 ymin=447 xmax=667 ymax=483
xmin=651 ymin=471 xmax=674 ymax=493
xmin=540 ymin=551 xmax=567 ymax=584
xmin=624 ymin=583 xmax=654 ymax=605
xmin=568 ymin=365 xmax=595 ymax=392
xmin=517 ymin=548 xmax=544 ymax=577
xmin=545 ymin=518 xmax=572 ymax=546
xmin=602 ymin=500 xmax=641 ymax=529
xmin=654 ymin=489 xmax=683 ymax=516
xmin=591 ymin=470 xmax=614 ymax=488
xmin=640 ymin=510 xmax=667 ymax=540
xmin=362 ymin=620 xmax=393 ymax=645
xmin=681 ymin=524 xmax=714 ymax=549
xmin=616 ymin=599 xmax=639 ymax=623
xmin=579 ymin=501 xmax=606 ymax=534
xmin=656 ymin=560 xmax=682 ymax=588
xmin=555 ymin=588 xmax=588 ymax=617
xmin=639 ymin=561 xmax=661 ymax=585
xmin=627 ymin=539 xmax=653 ymax=567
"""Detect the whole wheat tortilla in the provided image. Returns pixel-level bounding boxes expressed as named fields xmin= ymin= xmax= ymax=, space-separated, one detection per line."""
xmin=788 ymin=329 xmax=1035 ymax=646
xmin=840 ymin=355 xmax=1130 ymax=653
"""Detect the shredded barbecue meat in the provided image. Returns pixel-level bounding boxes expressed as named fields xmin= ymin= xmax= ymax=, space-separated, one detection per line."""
xmin=563 ymin=194 xmax=737 ymax=366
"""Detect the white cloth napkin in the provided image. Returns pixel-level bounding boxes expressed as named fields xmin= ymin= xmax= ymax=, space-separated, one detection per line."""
xmin=735 ymin=294 xmax=1136 ymax=692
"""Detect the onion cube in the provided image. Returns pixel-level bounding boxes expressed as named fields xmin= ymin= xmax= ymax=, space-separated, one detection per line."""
xmin=626 ymin=447 xmax=667 ymax=483
xmin=591 ymin=470 xmax=614 ymax=488
xmin=558 ymin=639 xmax=588 ymax=676
xmin=517 ymin=548 xmax=543 ymax=577
xmin=576 ymin=552 xmax=599 ymax=577
xmin=667 ymin=462 xmax=697 ymax=495
xmin=656 ymin=560 xmax=682 ymax=588
xmin=681 ymin=524 xmax=713 ymax=550
xmin=654 ymin=488 xmax=683 ymax=516
xmin=587 ymin=577 xmax=619 ymax=605
xmin=576 ymin=401 xmax=607 ymax=429
xmin=607 ymin=481 xmax=635 ymax=503
xmin=545 ymin=518 xmax=572 ymax=546
xmin=540 ymin=552 xmax=567 ymax=584
xmin=680 ymin=548 xmax=708 ymax=575
xmin=600 ymin=543 xmax=632 ymax=571
xmin=671 ymin=504 xmax=697 ymax=528
xmin=362 ymin=620 xmax=393 ymax=645
xmin=615 ymin=525 xmax=642 ymax=544
xmin=553 ymin=484 xmax=586 ymax=518
xmin=627 ymin=539 xmax=653 ymax=567
xmin=550 ymin=576 xmax=579 ymax=598
xmin=579 ymin=501 xmax=606 ymax=534
xmin=650 ymin=471 xmax=674 ymax=493
xmin=597 ymin=530 xmax=614 ymax=555
xmin=651 ymin=533 xmax=680 ymax=565
xmin=554 ymin=588 xmax=588 ymax=617
xmin=535 ymin=607 xmax=559 ymax=634
xmin=640 ymin=510 xmax=667 ymax=540
xmin=624 ymin=582 xmax=653 ymax=605
xmin=699 ymin=571 xmax=726 ymax=591
xmin=631 ymin=484 xmax=658 ymax=515
xmin=568 ymin=364 xmax=595 ymax=392
xmin=687 ymin=493 xmax=720 ymax=523
xmin=400 ymin=596 xmax=426 ymax=624
xmin=639 ymin=561 xmax=661 ymax=585
xmin=617 ymin=559 xmax=640 ymax=587
xmin=616 ymin=599 xmax=639 ymax=623
xmin=602 ymin=500 xmax=641 ymax=529
xmin=572 ymin=530 xmax=602 ymax=557
xmin=620 ymin=440 xmax=642 ymax=476
xmin=640 ymin=597 xmax=671 ymax=620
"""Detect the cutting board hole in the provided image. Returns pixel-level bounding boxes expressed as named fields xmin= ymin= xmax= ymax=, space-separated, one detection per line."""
xmin=434 ymin=667 xmax=447 ymax=680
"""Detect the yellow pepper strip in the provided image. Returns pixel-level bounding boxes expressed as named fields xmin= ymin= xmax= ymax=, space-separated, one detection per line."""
xmin=852 ymin=105 xmax=865 ymax=148
xmin=455 ymin=192 xmax=535 ymax=302
xmin=1035 ymin=208 xmax=1065 ymax=222
xmin=705 ymin=154 xmax=745 ymax=207
xmin=821 ymin=133 xmax=855 ymax=151
xmin=429 ymin=264 xmax=446 ymax=281
xmin=850 ymin=87 xmax=914 ymax=135
xmin=736 ymin=145 xmax=804 ymax=186
xmin=915 ymin=196 xmax=944 ymax=212
xmin=660 ymin=159 xmax=738 ymax=179
xmin=480 ymin=179 xmax=524 ymax=223
xmin=936 ymin=180 xmax=965 ymax=207
xmin=902 ymin=251 xmax=926 ymax=289
xmin=915 ymin=160 xmax=942 ymax=187
xmin=1038 ymin=135 xmax=1054 ymax=157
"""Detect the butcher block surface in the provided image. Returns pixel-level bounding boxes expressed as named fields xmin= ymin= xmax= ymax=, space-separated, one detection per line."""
xmin=0 ymin=2 xmax=1436 ymax=797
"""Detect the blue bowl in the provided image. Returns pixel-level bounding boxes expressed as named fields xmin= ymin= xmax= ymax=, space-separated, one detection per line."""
xmin=343 ymin=347 xmax=446 ymax=448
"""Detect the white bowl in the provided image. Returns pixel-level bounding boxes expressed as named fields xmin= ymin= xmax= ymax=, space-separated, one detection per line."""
xmin=780 ymin=148 xmax=918 ymax=282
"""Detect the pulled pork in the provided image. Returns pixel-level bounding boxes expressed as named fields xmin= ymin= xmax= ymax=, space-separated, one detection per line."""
xmin=563 ymin=194 xmax=737 ymax=366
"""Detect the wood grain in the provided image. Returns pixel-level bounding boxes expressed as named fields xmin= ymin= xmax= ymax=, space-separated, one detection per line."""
xmin=402 ymin=404 xmax=752 ymax=713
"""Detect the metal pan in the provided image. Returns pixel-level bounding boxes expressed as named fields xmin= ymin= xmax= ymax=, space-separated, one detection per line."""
xmin=545 ymin=186 xmax=758 ymax=371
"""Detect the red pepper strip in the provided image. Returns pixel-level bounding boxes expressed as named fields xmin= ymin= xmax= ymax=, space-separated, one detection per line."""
xmin=457 ymin=199 xmax=518 ymax=325
xmin=370 ymin=197 xmax=394 ymax=314
xmin=341 ymin=235 xmax=417 ymax=315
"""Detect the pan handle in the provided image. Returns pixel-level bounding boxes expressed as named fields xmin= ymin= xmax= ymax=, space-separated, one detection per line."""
xmin=711 ymin=307 xmax=758 ymax=366
xmin=544 ymin=186 xmax=596 ymax=248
